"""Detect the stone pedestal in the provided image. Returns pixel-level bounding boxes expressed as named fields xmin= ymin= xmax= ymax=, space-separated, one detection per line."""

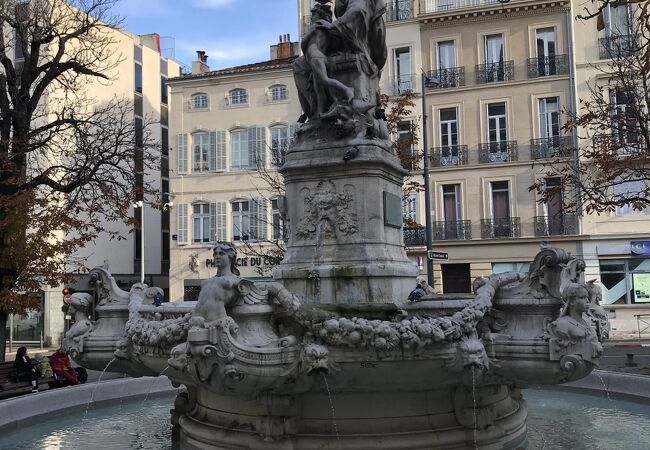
xmin=275 ymin=139 xmax=418 ymax=304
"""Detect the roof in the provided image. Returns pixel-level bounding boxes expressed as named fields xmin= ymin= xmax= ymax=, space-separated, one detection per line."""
xmin=168 ymin=56 xmax=298 ymax=82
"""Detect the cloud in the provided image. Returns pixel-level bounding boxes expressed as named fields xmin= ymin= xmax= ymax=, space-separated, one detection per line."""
xmin=191 ymin=0 xmax=234 ymax=8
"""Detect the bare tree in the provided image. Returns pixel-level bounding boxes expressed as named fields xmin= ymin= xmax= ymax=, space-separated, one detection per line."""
xmin=0 ymin=0 xmax=159 ymax=360
xmin=531 ymin=2 xmax=650 ymax=215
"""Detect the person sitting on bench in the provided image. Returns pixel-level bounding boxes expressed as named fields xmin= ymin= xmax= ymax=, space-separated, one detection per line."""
xmin=13 ymin=347 xmax=39 ymax=393
xmin=50 ymin=348 xmax=87 ymax=385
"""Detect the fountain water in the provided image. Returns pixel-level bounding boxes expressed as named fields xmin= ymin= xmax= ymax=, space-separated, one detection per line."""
xmin=61 ymin=2 xmax=610 ymax=449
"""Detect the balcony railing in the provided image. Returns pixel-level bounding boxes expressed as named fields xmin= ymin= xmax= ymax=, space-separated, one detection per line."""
xmin=425 ymin=67 xmax=465 ymax=89
xmin=434 ymin=220 xmax=472 ymax=240
xmin=526 ymin=54 xmax=569 ymax=78
xmin=481 ymin=217 xmax=521 ymax=239
xmin=593 ymin=133 xmax=646 ymax=155
xmin=404 ymin=227 xmax=426 ymax=246
xmin=478 ymin=141 xmax=518 ymax=163
xmin=476 ymin=60 xmax=514 ymax=84
xmin=533 ymin=213 xmax=578 ymax=237
xmin=391 ymin=75 xmax=416 ymax=95
xmin=599 ymin=34 xmax=636 ymax=59
xmin=431 ymin=145 xmax=468 ymax=167
xmin=530 ymin=136 xmax=572 ymax=159
xmin=420 ymin=0 xmax=503 ymax=14
xmin=386 ymin=0 xmax=413 ymax=21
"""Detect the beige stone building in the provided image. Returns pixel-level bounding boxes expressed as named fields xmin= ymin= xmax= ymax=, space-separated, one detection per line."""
xmin=7 ymin=27 xmax=181 ymax=348
xmin=164 ymin=0 xmax=648 ymax=337
xmin=166 ymin=38 xmax=302 ymax=302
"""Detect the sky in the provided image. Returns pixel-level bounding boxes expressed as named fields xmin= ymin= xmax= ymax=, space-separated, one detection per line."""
xmin=112 ymin=0 xmax=299 ymax=71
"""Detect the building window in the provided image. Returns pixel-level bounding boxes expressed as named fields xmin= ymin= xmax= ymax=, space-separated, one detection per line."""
xmin=492 ymin=262 xmax=530 ymax=274
xmin=484 ymin=34 xmax=505 ymax=81
xmin=231 ymin=129 xmax=249 ymax=170
xmin=609 ymin=89 xmax=639 ymax=149
xmin=402 ymin=192 xmax=418 ymax=223
xmin=271 ymin=126 xmax=289 ymax=166
xmin=193 ymin=203 xmax=211 ymax=243
xmin=193 ymin=133 xmax=211 ymax=172
xmin=191 ymin=93 xmax=209 ymax=109
xmin=161 ymin=76 xmax=168 ymax=104
xmin=272 ymin=198 xmax=285 ymax=241
xmin=539 ymin=97 xmax=560 ymax=140
xmin=439 ymin=108 xmax=458 ymax=147
xmin=613 ymin=177 xmax=647 ymax=216
xmin=134 ymin=62 xmax=143 ymax=94
xmin=269 ymin=85 xmax=288 ymax=101
xmin=535 ymin=28 xmax=557 ymax=76
xmin=437 ymin=40 xmax=455 ymax=70
xmin=162 ymin=127 xmax=169 ymax=157
xmin=490 ymin=181 xmax=510 ymax=220
xmin=229 ymin=88 xmax=248 ymax=105
xmin=393 ymin=47 xmax=412 ymax=94
xmin=487 ymin=102 xmax=508 ymax=144
xmin=232 ymin=200 xmax=250 ymax=241
xmin=599 ymin=258 xmax=650 ymax=305
xmin=442 ymin=184 xmax=462 ymax=222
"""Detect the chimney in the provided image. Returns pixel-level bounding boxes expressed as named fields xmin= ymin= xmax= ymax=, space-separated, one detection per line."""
xmin=192 ymin=51 xmax=210 ymax=75
xmin=270 ymin=33 xmax=297 ymax=60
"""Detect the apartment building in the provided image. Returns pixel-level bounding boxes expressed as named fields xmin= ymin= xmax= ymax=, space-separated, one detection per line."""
xmin=166 ymin=37 xmax=302 ymax=302
xmin=8 ymin=28 xmax=181 ymax=348
xmin=571 ymin=1 xmax=650 ymax=336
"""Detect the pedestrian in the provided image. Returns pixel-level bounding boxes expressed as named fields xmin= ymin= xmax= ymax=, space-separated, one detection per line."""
xmin=13 ymin=346 xmax=39 ymax=393
xmin=50 ymin=348 xmax=87 ymax=385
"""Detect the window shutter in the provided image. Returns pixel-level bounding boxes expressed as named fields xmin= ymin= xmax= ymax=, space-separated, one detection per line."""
xmin=250 ymin=197 xmax=268 ymax=241
xmin=177 ymin=203 xmax=188 ymax=244
xmin=215 ymin=130 xmax=226 ymax=171
xmin=177 ymin=134 xmax=188 ymax=174
xmin=215 ymin=201 xmax=227 ymax=241
xmin=209 ymin=202 xmax=216 ymax=242
xmin=208 ymin=132 xmax=217 ymax=172
xmin=248 ymin=126 xmax=267 ymax=168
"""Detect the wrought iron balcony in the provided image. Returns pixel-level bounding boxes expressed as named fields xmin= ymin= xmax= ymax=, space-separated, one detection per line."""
xmin=420 ymin=0 xmax=501 ymax=14
xmin=476 ymin=60 xmax=514 ymax=84
xmin=391 ymin=75 xmax=415 ymax=95
xmin=434 ymin=220 xmax=472 ymax=240
xmin=425 ymin=67 xmax=465 ymax=89
xmin=404 ymin=227 xmax=426 ymax=246
xmin=599 ymin=34 xmax=637 ymax=59
xmin=431 ymin=145 xmax=468 ymax=167
xmin=593 ymin=133 xmax=646 ymax=155
xmin=480 ymin=217 xmax=521 ymax=239
xmin=386 ymin=0 xmax=413 ymax=21
xmin=526 ymin=54 xmax=569 ymax=78
xmin=478 ymin=141 xmax=518 ymax=163
xmin=530 ymin=136 xmax=572 ymax=159
xmin=533 ymin=213 xmax=578 ymax=237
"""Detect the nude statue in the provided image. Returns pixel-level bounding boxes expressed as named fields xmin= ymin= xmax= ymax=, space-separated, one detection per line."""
xmin=193 ymin=241 xmax=241 ymax=324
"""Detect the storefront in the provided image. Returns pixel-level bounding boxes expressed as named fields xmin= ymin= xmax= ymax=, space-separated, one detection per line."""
xmin=4 ymin=294 xmax=45 ymax=351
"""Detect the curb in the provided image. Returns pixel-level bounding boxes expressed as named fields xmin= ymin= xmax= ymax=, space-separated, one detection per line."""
xmin=0 ymin=376 xmax=182 ymax=431
xmin=556 ymin=369 xmax=650 ymax=404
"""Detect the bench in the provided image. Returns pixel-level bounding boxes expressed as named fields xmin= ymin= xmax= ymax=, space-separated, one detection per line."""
xmin=0 ymin=361 xmax=56 ymax=399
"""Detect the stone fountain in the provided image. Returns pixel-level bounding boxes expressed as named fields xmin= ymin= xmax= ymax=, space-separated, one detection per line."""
xmin=64 ymin=1 xmax=609 ymax=449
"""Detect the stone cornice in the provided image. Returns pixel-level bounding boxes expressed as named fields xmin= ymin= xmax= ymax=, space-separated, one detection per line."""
xmin=419 ymin=2 xmax=570 ymax=28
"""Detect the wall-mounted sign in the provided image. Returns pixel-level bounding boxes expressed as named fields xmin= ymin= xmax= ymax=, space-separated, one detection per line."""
xmin=205 ymin=256 xmax=282 ymax=268
xmin=631 ymin=241 xmax=650 ymax=256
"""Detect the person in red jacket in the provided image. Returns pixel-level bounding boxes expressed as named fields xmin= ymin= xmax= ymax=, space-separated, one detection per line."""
xmin=49 ymin=348 xmax=87 ymax=385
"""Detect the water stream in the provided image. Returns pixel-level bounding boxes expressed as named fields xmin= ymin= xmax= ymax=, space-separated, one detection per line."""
xmin=83 ymin=357 xmax=116 ymax=420
xmin=140 ymin=366 xmax=170 ymax=410
xmin=321 ymin=373 xmax=341 ymax=449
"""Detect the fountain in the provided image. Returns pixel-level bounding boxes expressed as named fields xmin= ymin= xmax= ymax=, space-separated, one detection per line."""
xmin=64 ymin=1 xmax=609 ymax=449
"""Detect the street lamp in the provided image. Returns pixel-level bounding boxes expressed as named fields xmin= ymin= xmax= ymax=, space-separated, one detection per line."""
xmin=421 ymin=71 xmax=439 ymax=288
xmin=133 ymin=200 xmax=144 ymax=284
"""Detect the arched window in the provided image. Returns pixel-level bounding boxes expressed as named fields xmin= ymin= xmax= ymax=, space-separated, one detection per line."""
xmin=269 ymin=84 xmax=288 ymax=102
xmin=191 ymin=93 xmax=209 ymax=109
xmin=229 ymin=88 xmax=248 ymax=105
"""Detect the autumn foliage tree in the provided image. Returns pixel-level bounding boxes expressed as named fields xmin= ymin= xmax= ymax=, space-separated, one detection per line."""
xmin=0 ymin=0 xmax=157 ymax=360
xmin=532 ymin=1 xmax=650 ymax=214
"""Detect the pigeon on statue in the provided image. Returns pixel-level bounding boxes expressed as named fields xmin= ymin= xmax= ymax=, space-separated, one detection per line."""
xmin=343 ymin=145 xmax=359 ymax=162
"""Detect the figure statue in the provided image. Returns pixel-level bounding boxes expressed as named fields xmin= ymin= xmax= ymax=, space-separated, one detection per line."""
xmin=62 ymin=292 xmax=94 ymax=353
xmin=292 ymin=0 xmax=388 ymax=136
xmin=192 ymin=241 xmax=242 ymax=324
xmin=550 ymin=283 xmax=595 ymax=343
